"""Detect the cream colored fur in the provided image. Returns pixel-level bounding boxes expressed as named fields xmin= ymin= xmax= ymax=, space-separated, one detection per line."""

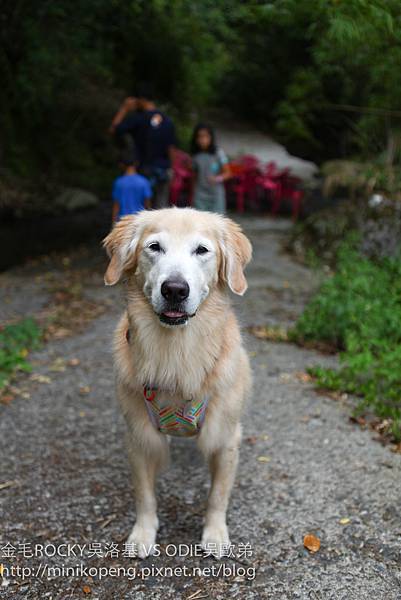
xmin=103 ymin=208 xmax=252 ymax=558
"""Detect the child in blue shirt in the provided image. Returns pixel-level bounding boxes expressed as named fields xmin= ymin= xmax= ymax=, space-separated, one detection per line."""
xmin=112 ymin=151 xmax=152 ymax=223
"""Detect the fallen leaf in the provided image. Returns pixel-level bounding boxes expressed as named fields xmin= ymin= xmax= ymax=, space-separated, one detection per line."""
xmin=68 ymin=358 xmax=80 ymax=367
xmin=246 ymin=436 xmax=258 ymax=444
xmin=303 ymin=533 xmax=321 ymax=553
xmin=48 ymin=358 xmax=66 ymax=372
xmin=51 ymin=327 xmax=71 ymax=339
xmin=0 ymin=394 xmax=14 ymax=405
xmin=257 ymin=456 xmax=271 ymax=463
xmin=339 ymin=517 xmax=350 ymax=525
xmin=246 ymin=434 xmax=269 ymax=444
xmin=0 ymin=480 xmax=19 ymax=490
xmin=31 ymin=374 xmax=51 ymax=384
xmin=248 ymin=325 xmax=288 ymax=342
xmin=350 ymin=416 xmax=366 ymax=427
xmin=82 ymin=585 xmax=91 ymax=594
xmin=296 ymin=371 xmax=313 ymax=383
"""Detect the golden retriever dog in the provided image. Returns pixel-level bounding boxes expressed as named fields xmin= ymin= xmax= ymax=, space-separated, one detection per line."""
xmin=103 ymin=208 xmax=252 ymax=558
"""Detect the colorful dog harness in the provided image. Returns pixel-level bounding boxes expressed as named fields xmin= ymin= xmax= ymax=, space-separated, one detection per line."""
xmin=126 ymin=329 xmax=209 ymax=437
xmin=143 ymin=386 xmax=209 ymax=437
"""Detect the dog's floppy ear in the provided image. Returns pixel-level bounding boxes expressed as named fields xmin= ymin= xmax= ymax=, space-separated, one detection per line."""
xmin=102 ymin=216 xmax=140 ymax=285
xmin=221 ymin=218 xmax=252 ymax=295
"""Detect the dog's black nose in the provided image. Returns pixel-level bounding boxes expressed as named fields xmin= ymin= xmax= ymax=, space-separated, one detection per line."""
xmin=161 ymin=279 xmax=190 ymax=302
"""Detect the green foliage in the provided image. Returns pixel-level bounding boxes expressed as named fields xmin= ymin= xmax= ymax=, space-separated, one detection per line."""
xmin=321 ymin=160 xmax=401 ymax=199
xmin=2 ymin=0 xmax=401 ymax=202
xmin=224 ymin=1 xmax=401 ymax=161
xmin=288 ymin=195 xmax=401 ymax=267
xmin=0 ymin=319 xmax=42 ymax=390
xmin=290 ymin=247 xmax=401 ymax=439
xmin=0 ymin=1 xmax=229 ymax=201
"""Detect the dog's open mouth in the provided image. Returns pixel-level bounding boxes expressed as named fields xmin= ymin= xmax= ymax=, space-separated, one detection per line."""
xmin=159 ymin=310 xmax=189 ymax=326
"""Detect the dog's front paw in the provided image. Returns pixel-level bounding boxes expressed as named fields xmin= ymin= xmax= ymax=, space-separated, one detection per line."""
xmin=127 ymin=523 xmax=158 ymax=558
xmin=201 ymin=522 xmax=230 ymax=558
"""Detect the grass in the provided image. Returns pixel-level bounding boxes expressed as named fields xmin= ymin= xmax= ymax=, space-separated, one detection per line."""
xmin=0 ymin=318 xmax=42 ymax=391
xmin=289 ymin=245 xmax=401 ymax=441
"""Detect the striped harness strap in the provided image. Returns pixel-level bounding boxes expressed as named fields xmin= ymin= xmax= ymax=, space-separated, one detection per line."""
xmin=143 ymin=386 xmax=209 ymax=437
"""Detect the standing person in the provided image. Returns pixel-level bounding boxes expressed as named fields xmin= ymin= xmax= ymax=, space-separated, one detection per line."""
xmin=109 ymin=83 xmax=177 ymax=209
xmin=190 ymin=123 xmax=230 ymax=214
xmin=111 ymin=151 xmax=152 ymax=224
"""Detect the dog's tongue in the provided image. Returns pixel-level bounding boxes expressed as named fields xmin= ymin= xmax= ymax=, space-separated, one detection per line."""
xmin=163 ymin=310 xmax=186 ymax=318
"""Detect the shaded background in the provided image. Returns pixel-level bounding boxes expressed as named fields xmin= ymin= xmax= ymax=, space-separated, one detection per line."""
xmin=2 ymin=0 xmax=401 ymax=211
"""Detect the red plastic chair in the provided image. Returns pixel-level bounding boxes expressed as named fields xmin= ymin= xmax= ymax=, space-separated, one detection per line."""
xmin=272 ymin=171 xmax=304 ymax=220
xmin=255 ymin=161 xmax=282 ymax=210
xmin=170 ymin=150 xmax=193 ymax=206
xmin=228 ymin=155 xmax=261 ymax=212
xmin=240 ymin=154 xmax=261 ymax=171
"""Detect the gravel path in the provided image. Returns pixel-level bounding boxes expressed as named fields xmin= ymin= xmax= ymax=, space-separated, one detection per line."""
xmin=1 ymin=217 xmax=400 ymax=600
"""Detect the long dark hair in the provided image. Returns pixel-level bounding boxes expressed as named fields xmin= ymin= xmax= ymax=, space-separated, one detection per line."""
xmin=190 ymin=123 xmax=217 ymax=155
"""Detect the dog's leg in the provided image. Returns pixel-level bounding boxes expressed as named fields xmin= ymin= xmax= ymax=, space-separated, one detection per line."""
xmin=199 ymin=424 xmax=241 ymax=556
xmin=126 ymin=434 xmax=168 ymax=558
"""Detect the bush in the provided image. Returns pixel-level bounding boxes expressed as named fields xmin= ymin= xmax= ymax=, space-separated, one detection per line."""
xmin=0 ymin=318 xmax=42 ymax=390
xmin=223 ymin=1 xmax=401 ymax=162
xmin=290 ymin=246 xmax=401 ymax=440
xmin=288 ymin=197 xmax=401 ymax=265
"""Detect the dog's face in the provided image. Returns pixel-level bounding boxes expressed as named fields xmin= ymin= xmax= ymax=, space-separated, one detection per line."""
xmin=138 ymin=226 xmax=221 ymax=326
xmin=103 ymin=208 xmax=252 ymax=327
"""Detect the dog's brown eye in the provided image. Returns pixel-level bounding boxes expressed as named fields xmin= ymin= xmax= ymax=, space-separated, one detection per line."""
xmin=148 ymin=242 xmax=162 ymax=252
xmin=195 ymin=245 xmax=209 ymax=255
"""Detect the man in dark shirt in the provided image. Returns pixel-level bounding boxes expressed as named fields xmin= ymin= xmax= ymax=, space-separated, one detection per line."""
xmin=109 ymin=84 xmax=177 ymax=208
